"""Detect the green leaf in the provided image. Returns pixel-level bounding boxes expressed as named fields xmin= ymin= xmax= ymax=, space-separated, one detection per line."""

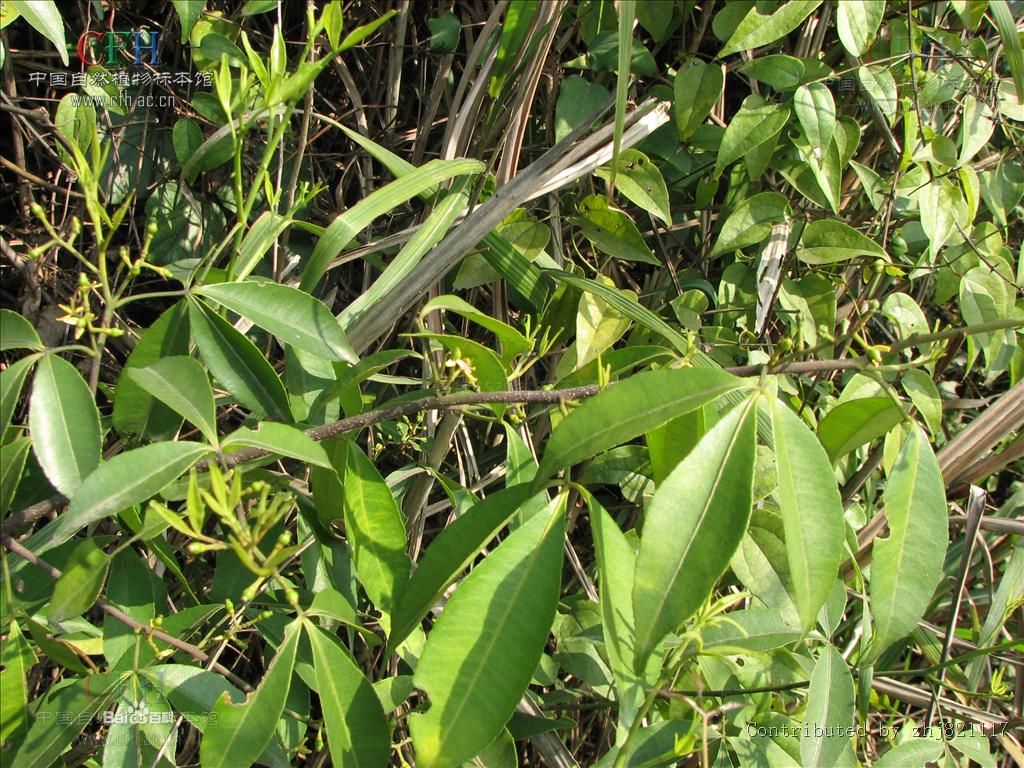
xmin=343 ymin=444 xmax=411 ymax=615
xmin=10 ymin=0 xmax=67 ymax=65
xmin=674 ymin=58 xmax=723 ymax=140
xmin=0 ymin=309 xmax=43 ymax=351
xmin=796 ymin=219 xmax=888 ymax=264
xmin=920 ymin=177 xmax=969 ymax=259
xmin=959 ymin=266 xmax=1018 ymax=372
xmin=800 ymin=645 xmax=855 ymax=767
xmin=574 ymin=284 xmax=633 ymax=367
xmin=46 ymin=539 xmax=111 ymax=623
xmin=873 ymin=739 xmax=944 ymax=767
xmin=818 ymin=396 xmax=903 ymax=463
xmin=571 ymin=194 xmax=659 ymax=265
xmin=710 ymin=192 xmax=790 ymax=258
xmin=127 ymin=356 xmax=219 ymax=445
xmin=189 ymin=299 xmax=292 ymax=422
xmin=700 ymin=607 xmax=801 ymax=653
xmin=10 ymin=674 xmax=120 ymax=768
xmin=172 ymin=0 xmax=205 ymax=42
xmin=113 ymin=301 xmax=191 ymax=441
xmin=794 ymin=82 xmax=836 ymax=151
xmin=0 ymin=436 xmax=30 ymax=516
xmin=900 ymin=370 xmax=942 ymax=436
xmin=0 ymin=622 xmax=36 ymax=746
xmin=586 ymin=491 xmax=650 ymax=735
xmin=535 ymin=368 xmax=746 ymax=487
xmin=198 ymin=281 xmax=358 ymax=364
xmin=836 ymin=0 xmax=884 ymax=56
xmin=28 ymin=354 xmax=101 ymax=496
xmin=302 ymin=160 xmax=482 ymax=292
xmin=772 ymin=398 xmax=846 ymax=632
xmin=390 ymin=484 xmax=537 ymax=651
xmin=719 ymin=0 xmax=822 ymax=57
xmin=714 ymin=97 xmax=791 ymax=180
xmin=222 ymin=421 xmax=331 ymax=467
xmin=739 ymin=54 xmax=807 ymax=91
xmin=44 ymin=442 xmax=212 ymax=554
xmin=858 ymin=65 xmax=898 ymax=122
xmin=200 ymin=621 xmax=301 ymax=768
xmin=410 ymin=496 xmax=565 ymax=768
xmin=337 ymin=10 xmax=398 ymax=53
xmin=594 ymin=149 xmax=672 ymax=225
xmin=632 ymin=397 xmax=757 ymax=667
xmin=555 ymin=75 xmax=610 ymax=143
xmin=0 ymin=354 xmax=38 ymax=439
xmin=866 ymin=426 xmax=948 ymax=662
xmin=306 ymin=623 xmax=391 ymax=766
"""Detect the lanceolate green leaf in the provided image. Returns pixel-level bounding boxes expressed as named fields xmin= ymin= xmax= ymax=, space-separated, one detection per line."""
xmin=189 ymin=299 xmax=292 ymax=423
xmin=771 ymin=398 xmax=846 ymax=632
xmin=0 ymin=437 xmax=30 ymax=518
xmin=200 ymin=621 xmax=301 ymax=768
xmin=0 ymin=354 xmax=39 ymax=438
xmin=867 ymin=426 xmax=948 ymax=662
xmin=28 ymin=354 xmax=101 ymax=497
xmin=126 ymin=356 xmax=219 ymax=445
xmin=306 ymin=622 xmax=391 ymax=767
xmin=44 ymin=441 xmax=212 ymax=555
xmin=46 ymin=539 xmax=111 ymax=623
xmin=11 ymin=673 xmax=120 ymax=768
xmin=197 ymin=281 xmax=358 ymax=363
xmin=113 ymin=300 xmax=191 ymax=441
xmin=720 ymin=1 xmax=822 ymax=57
xmin=586 ymin=491 xmax=651 ymax=737
xmin=0 ymin=309 xmax=43 ymax=351
xmin=535 ymin=368 xmax=746 ymax=487
xmin=343 ymin=444 xmax=411 ymax=615
xmin=0 ymin=622 xmax=36 ymax=747
xmin=222 ymin=422 xmax=331 ymax=467
xmin=410 ymin=496 xmax=565 ymax=768
xmin=300 ymin=159 xmax=483 ymax=292
xmin=632 ymin=396 xmax=757 ymax=668
xmin=9 ymin=0 xmax=68 ymax=65
xmin=800 ymin=644 xmax=855 ymax=767
xmin=818 ymin=396 xmax=903 ymax=463
xmin=389 ymin=484 xmax=537 ymax=651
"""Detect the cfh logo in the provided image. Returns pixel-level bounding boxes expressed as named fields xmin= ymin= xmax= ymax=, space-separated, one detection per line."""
xmin=76 ymin=30 xmax=160 ymax=67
